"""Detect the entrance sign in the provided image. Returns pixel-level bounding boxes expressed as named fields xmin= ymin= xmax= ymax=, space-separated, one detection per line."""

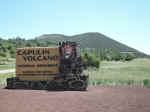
xmin=16 ymin=47 xmax=60 ymax=80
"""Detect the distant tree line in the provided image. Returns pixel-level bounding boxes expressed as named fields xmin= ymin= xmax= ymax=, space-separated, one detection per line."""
xmin=0 ymin=37 xmax=57 ymax=58
xmin=80 ymin=48 xmax=136 ymax=61
xmin=80 ymin=48 xmax=136 ymax=69
xmin=0 ymin=38 xmax=16 ymax=58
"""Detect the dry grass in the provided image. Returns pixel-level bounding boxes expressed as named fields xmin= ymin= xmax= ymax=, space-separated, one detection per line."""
xmin=84 ymin=58 xmax=150 ymax=85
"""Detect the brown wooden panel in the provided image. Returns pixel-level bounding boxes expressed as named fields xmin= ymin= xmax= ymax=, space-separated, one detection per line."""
xmin=16 ymin=47 xmax=60 ymax=80
xmin=19 ymin=76 xmax=56 ymax=81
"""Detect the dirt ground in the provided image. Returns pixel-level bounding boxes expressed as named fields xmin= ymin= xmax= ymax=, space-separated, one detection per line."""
xmin=0 ymin=85 xmax=150 ymax=112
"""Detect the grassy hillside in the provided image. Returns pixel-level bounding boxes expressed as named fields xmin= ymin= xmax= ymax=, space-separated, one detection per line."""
xmin=36 ymin=32 xmax=146 ymax=56
xmin=0 ymin=32 xmax=148 ymax=59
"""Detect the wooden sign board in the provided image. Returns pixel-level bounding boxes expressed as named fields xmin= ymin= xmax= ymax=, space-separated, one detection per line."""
xmin=16 ymin=47 xmax=60 ymax=80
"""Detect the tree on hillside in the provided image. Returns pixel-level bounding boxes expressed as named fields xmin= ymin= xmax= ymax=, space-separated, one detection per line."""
xmin=0 ymin=38 xmax=2 ymax=46
xmin=122 ymin=52 xmax=136 ymax=61
xmin=16 ymin=36 xmax=26 ymax=48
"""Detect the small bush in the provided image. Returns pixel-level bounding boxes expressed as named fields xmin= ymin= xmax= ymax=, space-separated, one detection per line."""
xmin=122 ymin=53 xmax=136 ymax=61
xmin=82 ymin=53 xmax=100 ymax=69
xmin=0 ymin=52 xmax=7 ymax=57
xmin=143 ymin=79 xmax=150 ymax=87
xmin=127 ymin=80 xmax=134 ymax=85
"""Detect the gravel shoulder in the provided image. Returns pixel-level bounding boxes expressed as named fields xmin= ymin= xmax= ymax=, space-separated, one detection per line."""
xmin=0 ymin=85 xmax=150 ymax=112
xmin=0 ymin=69 xmax=15 ymax=74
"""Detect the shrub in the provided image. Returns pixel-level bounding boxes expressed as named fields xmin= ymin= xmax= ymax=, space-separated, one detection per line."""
xmin=122 ymin=53 xmax=136 ymax=61
xmin=143 ymin=79 xmax=150 ymax=87
xmin=0 ymin=52 xmax=7 ymax=57
xmin=82 ymin=53 xmax=100 ymax=69
xmin=127 ymin=80 xmax=134 ymax=85
xmin=100 ymin=49 xmax=124 ymax=61
xmin=10 ymin=48 xmax=16 ymax=58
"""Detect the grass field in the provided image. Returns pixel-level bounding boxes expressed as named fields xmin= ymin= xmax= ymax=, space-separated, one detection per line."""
xmin=0 ymin=58 xmax=15 ymax=70
xmin=0 ymin=58 xmax=150 ymax=86
xmin=84 ymin=58 xmax=150 ymax=85
xmin=0 ymin=73 xmax=15 ymax=84
xmin=0 ymin=64 xmax=15 ymax=70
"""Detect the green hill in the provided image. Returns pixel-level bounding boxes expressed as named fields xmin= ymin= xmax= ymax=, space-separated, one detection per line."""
xmin=0 ymin=32 xmax=147 ymax=58
xmin=36 ymin=32 xmax=146 ymax=56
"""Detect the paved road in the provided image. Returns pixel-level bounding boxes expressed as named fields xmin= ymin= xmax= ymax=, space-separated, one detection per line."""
xmin=0 ymin=69 xmax=15 ymax=74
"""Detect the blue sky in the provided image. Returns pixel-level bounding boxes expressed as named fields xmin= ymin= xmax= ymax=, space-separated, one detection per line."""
xmin=0 ymin=0 xmax=150 ymax=54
